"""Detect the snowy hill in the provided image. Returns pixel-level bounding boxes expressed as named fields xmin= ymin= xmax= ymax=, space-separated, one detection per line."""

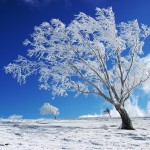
xmin=0 ymin=118 xmax=150 ymax=150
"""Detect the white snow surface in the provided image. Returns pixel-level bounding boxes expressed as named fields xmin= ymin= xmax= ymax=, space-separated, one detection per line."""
xmin=0 ymin=118 xmax=150 ymax=150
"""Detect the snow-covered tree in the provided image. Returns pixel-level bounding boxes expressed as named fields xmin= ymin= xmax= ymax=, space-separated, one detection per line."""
xmin=4 ymin=7 xmax=150 ymax=129
xmin=40 ymin=103 xmax=59 ymax=119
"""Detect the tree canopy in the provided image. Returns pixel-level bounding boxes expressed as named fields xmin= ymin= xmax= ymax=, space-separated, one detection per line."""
xmin=40 ymin=103 xmax=59 ymax=118
xmin=5 ymin=7 xmax=150 ymax=106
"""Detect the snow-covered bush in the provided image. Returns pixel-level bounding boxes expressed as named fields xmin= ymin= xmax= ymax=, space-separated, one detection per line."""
xmin=40 ymin=103 xmax=59 ymax=119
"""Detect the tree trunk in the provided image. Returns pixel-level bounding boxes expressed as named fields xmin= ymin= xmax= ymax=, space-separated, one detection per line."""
xmin=115 ymin=105 xmax=134 ymax=130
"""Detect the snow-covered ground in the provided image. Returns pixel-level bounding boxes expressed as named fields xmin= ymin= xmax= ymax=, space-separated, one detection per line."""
xmin=0 ymin=118 xmax=150 ymax=150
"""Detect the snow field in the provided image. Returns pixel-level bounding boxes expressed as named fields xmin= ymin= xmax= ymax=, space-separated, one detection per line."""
xmin=0 ymin=118 xmax=150 ymax=150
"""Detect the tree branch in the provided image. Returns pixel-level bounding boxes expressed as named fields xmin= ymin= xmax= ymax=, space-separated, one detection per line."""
xmin=69 ymin=62 xmax=113 ymax=103
xmin=69 ymin=79 xmax=99 ymax=95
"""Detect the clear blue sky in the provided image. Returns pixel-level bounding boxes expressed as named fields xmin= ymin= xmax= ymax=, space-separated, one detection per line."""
xmin=0 ymin=0 xmax=150 ymax=119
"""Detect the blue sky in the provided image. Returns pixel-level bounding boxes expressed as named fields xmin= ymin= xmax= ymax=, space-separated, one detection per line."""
xmin=1 ymin=0 xmax=150 ymax=119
